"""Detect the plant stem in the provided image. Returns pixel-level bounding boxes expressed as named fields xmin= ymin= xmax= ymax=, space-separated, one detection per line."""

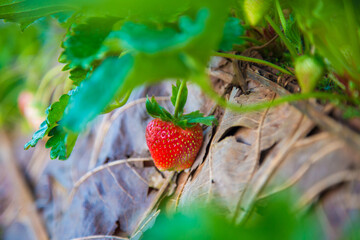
xmin=194 ymin=73 xmax=352 ymax=115
xmin=174 ymin=80 xmax=186 ymax=118
xmin=237 ymin=36 xmax=263 ymax=45
xmin=102 ymin=90 xmax=132 ymax=113
xmin=213 ymin=51 xmax=294 ymax=76
xmin=206 ymin=88 xmax=350 ymax=113
xmin=265 ymin=15 xmax=298 ymax=60
xmin=275 ymin=0 xmax=287 ymax=33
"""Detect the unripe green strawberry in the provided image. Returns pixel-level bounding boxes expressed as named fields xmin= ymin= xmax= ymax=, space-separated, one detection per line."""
xmin=243 ymin=0 xmax=274 ymax=26
xmin=295 ymin=55 xmax=324 ymax=93
xmin=146 ymin=119 xmax=203 ymax=171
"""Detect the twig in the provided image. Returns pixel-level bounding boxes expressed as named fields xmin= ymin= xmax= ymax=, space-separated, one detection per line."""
xmin=68 ymin=158 xmax=153 ymax=205
xmin=258 ymin=139 xmax=344 ymax=200
xmin=296 ymin=170 xmax=360 ymax=210
xmin=250 ymin=34 xmax=278 ymax=51
xmin=130 ymin=210 xmax=161 ymax=239
xmin=230 ymin=93 xmax=277 ymax=224
xmin=175 ymin=173 xmax=191 ymax=210
xmin=255 ymin=93 xmax=275 ymax=168
xmin=233 ymin=114 xmax=306 ymax=224
xmin=207 ymin=147 xmax=214 ymax=203
xmin=131 ymin=172 xmax=175 ymax=236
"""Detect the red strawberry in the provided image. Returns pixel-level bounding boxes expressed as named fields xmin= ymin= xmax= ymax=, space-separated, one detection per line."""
xmin=146 ymin=119 xmax=203 ymax=171
xmin=145 ymin=80 xmax=216 ymax=171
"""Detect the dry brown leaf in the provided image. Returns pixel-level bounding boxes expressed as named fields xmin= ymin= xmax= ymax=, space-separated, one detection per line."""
xmin=54 ymin=161 xmax=163 ymax=239
xmin=178 ymin=84 xmax=305 ymax=216
xmin=175 ymin=58 xmax=360 ymax=239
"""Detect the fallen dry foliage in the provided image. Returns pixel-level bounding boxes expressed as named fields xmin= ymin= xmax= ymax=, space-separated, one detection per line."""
xmin=1 ymin=58 xmax=360 ymax=240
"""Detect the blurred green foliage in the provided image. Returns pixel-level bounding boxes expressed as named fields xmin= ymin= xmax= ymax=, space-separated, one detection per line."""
xmin=0 ymin=21 xmax=40 ymax=127
xmin=141 ymin=196 xmax=323 ymax=240
xmin=0 ymin=18 xmax=66 ymax=129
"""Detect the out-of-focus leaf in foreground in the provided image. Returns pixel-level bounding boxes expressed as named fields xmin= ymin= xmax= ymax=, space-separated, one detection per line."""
xmin=59 ymin=17 xmax=117 ymax=70
xmin=219 ymin=17 xmax=244 ymax=51
xmin=63 ymin=2 xmax=231 ymax=133
xmin=0 ymin=0 xmax=190 ymax=28
xmin=141 ymin=196 xmax=322 ymax=240
xmin=62 ymin=55 xmax=133 ymax=132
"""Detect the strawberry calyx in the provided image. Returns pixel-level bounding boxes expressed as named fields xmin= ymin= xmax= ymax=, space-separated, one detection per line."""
xmin=146 ymin=80 xmax=217 ymax=129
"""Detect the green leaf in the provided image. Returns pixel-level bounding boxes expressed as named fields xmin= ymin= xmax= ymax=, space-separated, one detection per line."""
xmin=0 ymin=0 xmax=74 ymax=28
xmin=45 ymin=126 xmax=78 ymax=160
xmin=0 ymin=0 xmax=189 ymax=28
xmin=111 ymin=8 xmax=210 ymax=54
xmin=146 ymin=96 xmax=174 ymax=122
xmin=219 ymin=17 xmax=244 ymax=51
xmin=62 ymin=55 xmax=134 ymax=132
xmin=24 ymin=121 xmax=48 ymax=150
xmin=24 ymin=93 xmax=71 ymax=150
xmin=178 ymin=110 xmax=217 ymax=127
xmin=46 ymin=94 xmax=71 ymax=123
xmin=187 ymin=115 xmax=218 ymax=126
xmin=110 ymin=3 xmax=231 ymax=97
xmin=60 ymin=17 xmax=117 ymax=70
xmin=24 ymin=88 xmax=80 ymax=160
xmin=80 ymin=0 xmax=190 ymax=24
xmin=171 ymin=80 xmax=188 ymax=115
xmin=69 ymin=67 xmax=90 ymax=86
xmin=284 ymin=15 xmax=302 ymax=54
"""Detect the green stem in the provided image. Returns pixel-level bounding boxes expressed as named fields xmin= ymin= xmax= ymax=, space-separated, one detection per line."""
xmin=206 ymin=88 xmax=349 ymax=114
xmin=213 ymin=51 xmax=294 ymax=76
xmin=275 ymin=0 xmax=287 ymax=33
xmin=194 ymin=73 xmax=352 ymax=116
xmin=102 ymin=90 xmax=132 ymax=113
xmin=174 ymin=80 xmax=187 ymax=118
xmin=265 ymin=15 xmax=298 ymax=59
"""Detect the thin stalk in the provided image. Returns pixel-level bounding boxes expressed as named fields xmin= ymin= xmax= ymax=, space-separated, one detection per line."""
xmin=265 ymin=15 xmax=298 ymax=59
xmin=102 ymin=90 xmax=132 ymax=113
xmin=174 ymin=80 xmax=186 ymax=118
xmin=213 ymin=51 xmax=294 ymax=76
xmin=196 ymin=74 xmax=353 ymax=113
xmin=238 ymin=36 xmax=263 ymax=45
xmin=276 ymin=0 xmax=287 ymax=33
xmin=206 ymin=89 xmax=350 ymax=114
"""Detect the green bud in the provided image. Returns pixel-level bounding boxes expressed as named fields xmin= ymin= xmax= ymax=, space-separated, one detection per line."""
xmin=295 ymin=55 xmax=324 ymax=93
xmin=243 ymin=0 xmax=274 ymax=26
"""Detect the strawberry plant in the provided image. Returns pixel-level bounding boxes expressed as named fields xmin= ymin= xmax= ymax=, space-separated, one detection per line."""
xmin=145 ymin=81 xmax=217 ymax=171
xmin=0 ymin=0 xmax=359 ymax=160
